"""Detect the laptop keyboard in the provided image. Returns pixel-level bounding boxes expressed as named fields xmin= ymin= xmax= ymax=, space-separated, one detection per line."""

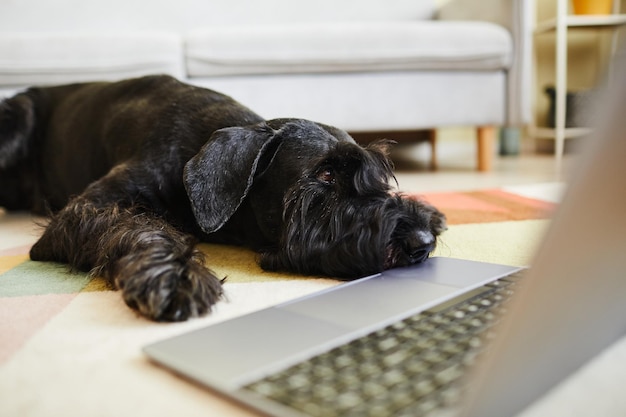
xmin=244 ymin=271 xmax=524 ymax=417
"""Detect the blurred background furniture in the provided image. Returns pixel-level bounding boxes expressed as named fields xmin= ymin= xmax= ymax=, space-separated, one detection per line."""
xmin=0 ymin=0 xmax=533 ymax=171
xmin=531 ymin=0 xmax=625 ymax=172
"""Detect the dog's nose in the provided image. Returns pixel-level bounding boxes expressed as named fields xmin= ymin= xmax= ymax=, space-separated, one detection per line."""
xmin=406 ymin=230 xmax=435 ymax=263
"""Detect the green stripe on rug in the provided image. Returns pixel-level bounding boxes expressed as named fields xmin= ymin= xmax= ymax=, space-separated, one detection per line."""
xmin=0 ymin=261 xmax=92 ymax=297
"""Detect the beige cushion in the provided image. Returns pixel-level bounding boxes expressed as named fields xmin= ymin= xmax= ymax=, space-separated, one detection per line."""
xmin=186 ymin=21 xmax=512 ymax=77
xmin=0 ymin=33 xmax=184 ymax=86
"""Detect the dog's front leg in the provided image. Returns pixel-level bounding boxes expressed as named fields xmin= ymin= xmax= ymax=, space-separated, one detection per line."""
xmin=30 ymin=196 xmax=223 ymax=321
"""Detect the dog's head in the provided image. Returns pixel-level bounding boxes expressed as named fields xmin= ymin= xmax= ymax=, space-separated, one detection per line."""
xmin=184 ymin=119 xmax=446 ymax=279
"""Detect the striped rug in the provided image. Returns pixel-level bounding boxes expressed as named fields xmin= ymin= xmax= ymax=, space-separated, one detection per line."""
xmin=0 ymin=184 xmax=559 ymax=417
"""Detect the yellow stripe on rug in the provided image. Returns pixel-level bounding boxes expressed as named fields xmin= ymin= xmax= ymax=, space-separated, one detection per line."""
xmin=434 ymin=219 xmax=551 ymax=267
xmin=0 ymin=254 xmax=29 ymax=275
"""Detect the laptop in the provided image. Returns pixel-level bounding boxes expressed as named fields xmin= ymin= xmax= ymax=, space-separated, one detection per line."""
xmin=143 ymin=76 xmax=626 ymax=416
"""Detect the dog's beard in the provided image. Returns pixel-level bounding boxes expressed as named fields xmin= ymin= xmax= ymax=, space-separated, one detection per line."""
xmin=259 ymin=184 xmax=446 ymax=279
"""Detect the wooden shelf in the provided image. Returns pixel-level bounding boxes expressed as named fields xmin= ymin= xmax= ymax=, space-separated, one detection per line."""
xmin=535 ymin=14 xmax=626 ymax=34
xmin=531 ymin=4 xmax=624 ymax=173
xmin=532 ymin=127 xmax=593 ymax=139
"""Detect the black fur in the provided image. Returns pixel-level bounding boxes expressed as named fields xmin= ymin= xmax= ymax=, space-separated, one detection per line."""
xmin=0 ymin=75 xmax=446 ymax=321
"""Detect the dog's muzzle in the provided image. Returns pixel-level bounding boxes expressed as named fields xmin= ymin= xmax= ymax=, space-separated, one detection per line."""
xmin=385 ymin=224 xmax=437 ymax=270
xmin=405 ymin=230 xmax=436 ymax=264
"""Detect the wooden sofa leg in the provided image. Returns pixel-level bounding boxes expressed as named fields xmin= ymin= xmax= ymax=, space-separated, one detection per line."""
xmin=428 ymin=129 xmax=438 ymax=170
xmin=477 ymin=126 xmax=495 ymax=172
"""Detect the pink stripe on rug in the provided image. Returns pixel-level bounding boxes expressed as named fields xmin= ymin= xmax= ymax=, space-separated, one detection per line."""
xmin=0 ymin=244 xmax=32 ymax=256
xmin=418 ymin=189 xmax=556 ymax=225
xmin=0 ymin=293 xmax=77 ymax=365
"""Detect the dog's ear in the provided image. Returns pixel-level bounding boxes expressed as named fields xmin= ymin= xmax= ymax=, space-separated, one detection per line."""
xmin=183 ymin=123 xmax=282 ymax=234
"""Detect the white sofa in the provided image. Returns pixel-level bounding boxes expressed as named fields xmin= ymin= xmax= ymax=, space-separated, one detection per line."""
xmin=0 ymin=0 xmax=533 ymax=171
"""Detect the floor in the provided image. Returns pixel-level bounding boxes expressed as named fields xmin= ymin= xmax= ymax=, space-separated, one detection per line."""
xmin=386 ymin=128 xmax=578 ymax=194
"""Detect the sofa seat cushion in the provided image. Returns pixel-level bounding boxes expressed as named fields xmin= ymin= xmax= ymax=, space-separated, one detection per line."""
xmin=186 ymin=21 xmax=512 ymax=77
xmin=0 ymin=33 xmax=184 ymax=86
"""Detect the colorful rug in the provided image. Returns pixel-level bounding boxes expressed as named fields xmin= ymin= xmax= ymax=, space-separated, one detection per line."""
xmin=0 ymin=185 xmax=559 ymax=417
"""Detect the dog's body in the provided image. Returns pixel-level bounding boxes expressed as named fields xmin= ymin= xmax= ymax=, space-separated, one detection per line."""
xmin=0 ymin=75 xmax=446 ymax=321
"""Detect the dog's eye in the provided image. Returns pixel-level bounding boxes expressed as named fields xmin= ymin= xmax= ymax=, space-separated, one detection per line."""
xmin=316 ymin=168 xmax=335 ymax=185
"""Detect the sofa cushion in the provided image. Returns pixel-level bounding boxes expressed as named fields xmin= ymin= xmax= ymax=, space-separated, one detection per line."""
xmin=0 ymin=0 xmax=436 ymax=32
xmin=186 ymin=21 xmax=512 ymax=77
xmin=0 ymin=33 xmax=184 ymax=87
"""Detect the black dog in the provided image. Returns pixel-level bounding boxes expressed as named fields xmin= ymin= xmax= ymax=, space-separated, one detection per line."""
xmin=0 ymin=75 xmax=446 ymax=321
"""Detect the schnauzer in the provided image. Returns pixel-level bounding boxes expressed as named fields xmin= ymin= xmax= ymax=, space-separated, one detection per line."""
xmin=0 ymin=75 xmax=446 ymax=321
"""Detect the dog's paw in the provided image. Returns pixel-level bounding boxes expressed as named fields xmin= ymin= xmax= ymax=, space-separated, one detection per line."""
xmin=29 ymin=237 xmax=56 ymax=262
xmin=113 ymin=251 xmax=224 ymax=322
